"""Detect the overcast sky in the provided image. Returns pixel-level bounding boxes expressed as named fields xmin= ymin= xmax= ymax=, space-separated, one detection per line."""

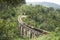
xmin=25 ymin=0 xmax=60 ymax=5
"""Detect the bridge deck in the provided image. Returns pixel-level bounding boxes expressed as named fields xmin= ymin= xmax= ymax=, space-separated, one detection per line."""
xmin=18 ymin=15 xmax=48 ymax=38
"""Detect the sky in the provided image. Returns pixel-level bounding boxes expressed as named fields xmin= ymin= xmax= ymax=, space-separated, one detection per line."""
xmin=25 ymin=0 xmax=60 ymax=5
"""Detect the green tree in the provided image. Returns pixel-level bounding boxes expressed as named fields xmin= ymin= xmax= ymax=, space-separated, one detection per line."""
xmin=0 ymin=0 xmax=25 ymax=40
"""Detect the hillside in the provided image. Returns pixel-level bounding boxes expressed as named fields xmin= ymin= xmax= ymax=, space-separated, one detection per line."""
xmin=21 ymin=5 xmax=60 ymax=31
xmin=0 ymin=0 xmax=60 ymax=40
xmin=19 ymin=5 xmax=60 ymax=40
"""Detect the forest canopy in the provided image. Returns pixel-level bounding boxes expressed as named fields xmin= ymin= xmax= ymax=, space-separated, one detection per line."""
xmin=0 ymin=0 xmax=25 ymax=40
xmin=0 ymin=0 xmax=60 ymax=40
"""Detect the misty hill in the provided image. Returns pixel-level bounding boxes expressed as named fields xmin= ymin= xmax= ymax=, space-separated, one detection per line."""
xmin=26 ymin=2 xmax=60 ymax=9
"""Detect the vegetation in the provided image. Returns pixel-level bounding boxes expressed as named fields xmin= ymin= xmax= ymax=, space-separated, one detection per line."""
xmin=0 ymin=0 xmax=60 ymax=40
xmin=20 ymin=5 xmax=60 ymax=40
xmin=21 ymin=5 xmax=60 ymax=32
xmin=0 ymin=0 xmax=25 ymax=40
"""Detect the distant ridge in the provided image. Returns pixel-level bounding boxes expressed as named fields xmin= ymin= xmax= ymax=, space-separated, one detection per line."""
xmin=26 ymin=2 xmax=60 ymax=9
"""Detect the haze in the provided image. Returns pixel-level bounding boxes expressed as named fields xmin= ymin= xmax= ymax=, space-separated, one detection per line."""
xmin=25 ymin=0 xmax=60 ymax=5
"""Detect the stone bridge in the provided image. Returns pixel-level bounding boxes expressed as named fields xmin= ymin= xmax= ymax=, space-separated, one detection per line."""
xmin=18 ymin=15 xmax=48 ymax=38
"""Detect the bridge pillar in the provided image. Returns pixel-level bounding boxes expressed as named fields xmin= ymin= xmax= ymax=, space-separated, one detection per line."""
xmin=20 ymin=26 xmax=23 ymax=37
xmin=23 ymin=28 xmax=27 ymax=37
